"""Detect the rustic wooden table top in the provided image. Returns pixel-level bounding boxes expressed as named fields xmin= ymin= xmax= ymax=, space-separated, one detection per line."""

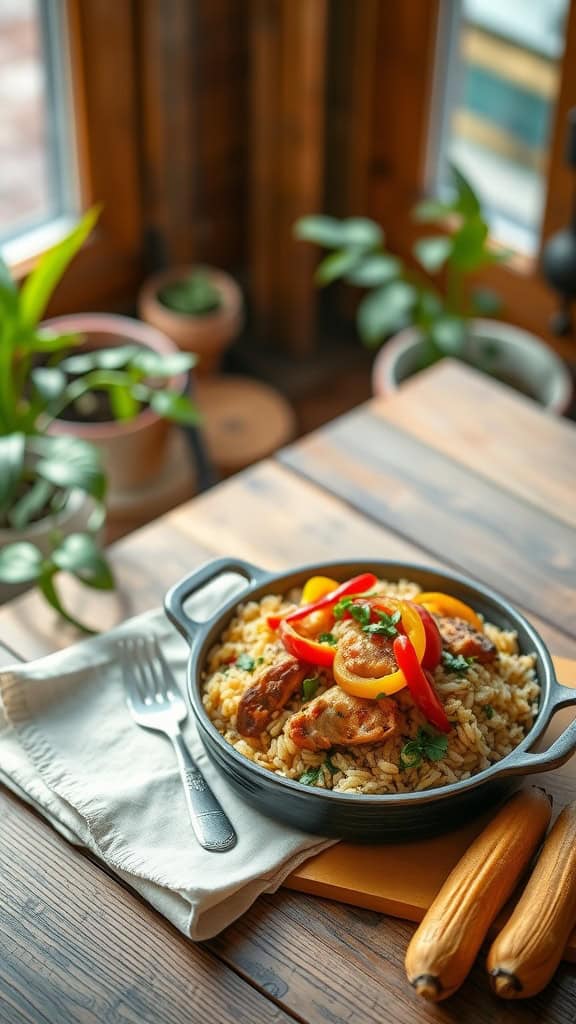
xmin=1 ymin=359 xmax=575 ymax=1024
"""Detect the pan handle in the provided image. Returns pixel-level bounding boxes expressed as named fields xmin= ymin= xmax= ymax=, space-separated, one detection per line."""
xmin=490 ymin=680 xmax=576 ymax=779
xmin=164 ymin=557 xmax=269 ymax=643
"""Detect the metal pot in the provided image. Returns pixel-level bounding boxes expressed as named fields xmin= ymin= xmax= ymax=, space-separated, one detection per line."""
xmin=165 ymin=558 xmax=576 ymax=841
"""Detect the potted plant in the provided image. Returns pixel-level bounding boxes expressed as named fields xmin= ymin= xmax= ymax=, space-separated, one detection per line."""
xmin=295 ymin=165 xmax=572 ymax=413
xmin=0 ymin=210 xmax=199 ymax=628
xmin=138 ymin=265 xmax=243 ymax=374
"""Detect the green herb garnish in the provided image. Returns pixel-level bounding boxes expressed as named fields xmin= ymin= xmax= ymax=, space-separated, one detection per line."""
xmin=318 ymin=632 xmax=337 ymax=645
xmin=325 ymin=753 xmax=338 ymax=775
xmin=236 ymin=652 xmax=256 ymax=672
xmin=442 ymin=650 xmax=476 ymax=674
xmin=375 ymin=692 xmax=387 ymax=700
xmin=484 ymin=704 xmax=495 ymax=719
xmin=333 ymin=596 xmax=354 ymax=619
xmin=299 ymin=766 xmax=321 ymax=786
xmin=302 ymin=676 xmax=320 ymax=701
xmin=400 ymin=728 xmax=449 ymax=771
xmin=348 ymin=602 xmax=371 ymax=627
xmin=363 ymin=609 xmax=401 ymax=638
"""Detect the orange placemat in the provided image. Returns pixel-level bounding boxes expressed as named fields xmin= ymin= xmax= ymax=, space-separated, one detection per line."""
xmin=284 ymin=656 xmax=576 ymax=962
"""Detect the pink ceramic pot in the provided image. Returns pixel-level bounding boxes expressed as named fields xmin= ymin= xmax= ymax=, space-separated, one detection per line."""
xmin=43 ymin=314 xmax=188 ymax=494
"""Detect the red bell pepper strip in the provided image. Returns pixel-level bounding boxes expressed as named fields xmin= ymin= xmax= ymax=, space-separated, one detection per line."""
xmin=392 ymin=634 xmax=451 ymax=733
xmin=409 ymin=602 xmax=442 ymax=670
xmin=267 ymin=572 xmax=377 ymax=630
xmin=278 ymin=619 xmax=336 ymax=667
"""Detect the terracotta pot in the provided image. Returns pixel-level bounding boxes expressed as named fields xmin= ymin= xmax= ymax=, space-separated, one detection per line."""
xmin=372 ymin=319 xmax=573 ymax=414
xmin=0 ymin=489 xmax=97 ymax=604
xmin=43 ymin=314 xmax=188 ymax=494
xmin=138 ymin=266 xmax=243 ymax=374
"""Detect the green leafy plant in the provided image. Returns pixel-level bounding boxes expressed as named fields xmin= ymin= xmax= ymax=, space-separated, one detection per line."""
xmin=295 ymin=164 xmax=510 ymax=369
xmin=157 ymin=272 xmax=222 ymax=316
xmin=0 ymin=208 xmax=199 ymax=631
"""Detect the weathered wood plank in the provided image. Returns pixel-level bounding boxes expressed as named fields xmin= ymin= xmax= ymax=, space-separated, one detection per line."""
xmin=0 ymin=789 xmax=295 ymax=1024
xmin=279 ymin=412 xmax=576 ymax=639
xmin=378 ymin=361 xmax=576 ymax=530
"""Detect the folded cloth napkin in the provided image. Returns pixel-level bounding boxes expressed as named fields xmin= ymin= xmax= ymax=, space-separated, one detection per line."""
xmin=0 ymin=580 xmax=334 ymax=940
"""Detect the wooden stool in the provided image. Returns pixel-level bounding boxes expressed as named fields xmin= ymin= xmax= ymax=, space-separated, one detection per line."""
xmin=195 ymin=376 xmax=297 ymax=476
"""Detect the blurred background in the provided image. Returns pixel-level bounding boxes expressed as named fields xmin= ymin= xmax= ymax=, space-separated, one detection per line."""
xmin=1 ymin=0 xmax=575 ymax=543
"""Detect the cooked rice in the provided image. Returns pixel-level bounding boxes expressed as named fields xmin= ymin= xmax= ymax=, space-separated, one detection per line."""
xmin=201 ymin=580 xmax=539 ymax=794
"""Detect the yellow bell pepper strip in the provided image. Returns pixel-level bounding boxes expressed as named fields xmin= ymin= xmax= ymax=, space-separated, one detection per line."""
xmin=333 ymin=599 xmax=426 ymax=699
xmin=267 ymin=572 xmax=377 ymax=630
xmin=301 ymin=575 xmax=339 ymax=604
xmin=414 ymin=592 xmax=484 ymax=632
xmin=393 ymin=634 xmax=451 ymax=733
xmin=278 ymin=619 xmax=336 ymax=667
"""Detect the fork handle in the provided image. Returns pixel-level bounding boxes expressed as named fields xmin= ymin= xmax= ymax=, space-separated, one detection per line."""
xmin=170 ymin=733 xmax=237 ymax=852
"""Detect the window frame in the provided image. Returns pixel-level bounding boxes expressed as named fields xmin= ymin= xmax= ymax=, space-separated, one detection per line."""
xmin=8 ymin=0 xmax=144 ymax=314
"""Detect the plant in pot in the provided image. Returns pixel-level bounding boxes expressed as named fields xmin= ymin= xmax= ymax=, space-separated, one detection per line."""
xmin=138 ymin=265 xmax=243 ymax=374
xmin=295 ymin=165 xmax=572 ymax=413
xmin=0 ymin=210 xmax=199 ymax=629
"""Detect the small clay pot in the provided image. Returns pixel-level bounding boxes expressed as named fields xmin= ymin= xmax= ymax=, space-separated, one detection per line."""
xmin=43 ymin=314 xmax=188 ymax=495
xmin=138 ymin=266 xmax=243 ymax=374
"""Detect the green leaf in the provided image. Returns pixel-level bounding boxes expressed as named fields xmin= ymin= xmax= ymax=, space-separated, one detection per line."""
xmin=31 ymin=367 xmax=67 ymax=402
xmin=302 ymin=676 xmax=319 ymax=701
xmin=299 ymin=766 xmax=321 ymax=786
xmin=348 ymin=602 xmax=371 ymax=627
xmin=333 ymin=596 xmax=354 ymax=619
xmin=357 ymin=281 xmax=417 ymax=346
xmin=51 ymin=532 xmax=114 ymax=590
xmin=471 ymin=287 xmax=502 ymax=316
xmin=0 ymin=254 xmax=17 ymax=293
xmin=430 ymin=316 xmax=466 ymax=355
xmin=60 ymin=346 xmax=137 ymax=374
xmin=0 ymin=432 xmax=25 ymax=510
xmin=236 ymin=652 xmax=256 ymax=672
xmin=399 ymin=740 xmax=422 ymax=771
xmin=442 ymin=650 xmax=476 ymax=674
xmin=484 ymin=704 xmax=495 ymax=719
xmin=108 ymin=384 xmax=139 ymax=421
xmin=30 ymin=435 xmax=106 ymax=501
xmin=130 ymin=349 xmax=195 ymax=378
xmin=37 ymin=566 xmax=97 ymax=634
xmin=32 ymin=329 xmax=82 ymax=353
xmin=412 ymin=198 xmax=453 ymax=223
xmin=149 ymin=390 xmax=201 ymax=426
xmin=295 ymin=215 xmax=383 ymax=250
xmin=325 ymin=753 xmax=338 ymax=775
xmin=8 ymin=478 xmax=53 ymax=530
xmin=294 ymin=215 xmax=350 ymax=248
xmin=20 ymin=206 xmax=100 ymax=326
xmin=0 ymin=542 xmax=42 ymax=584
xmin=449 ymin=216 xmax=489 ymax=272
xmin=317 ymin=632 xmax=337 ymax=645
xmin=450 ymin=164 xmax=481 ymax=217
xmin=414 ymin=235 xmax=452 ymax=273
xmin=346 ymin=254 xmax=401 ymax=287
xmin=315 ymin=249 xmax=363 ymax=286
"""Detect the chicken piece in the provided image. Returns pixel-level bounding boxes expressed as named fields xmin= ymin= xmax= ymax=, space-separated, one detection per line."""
xmin=336 ymin=623 xmax=397 ymax=678
xmin=236 ymin=655 xmax=307 ymax=737
xmin=437 ymin=615 xmax=497 ymax=664
xmin=287 ymin=685 xmax=399 ymax=751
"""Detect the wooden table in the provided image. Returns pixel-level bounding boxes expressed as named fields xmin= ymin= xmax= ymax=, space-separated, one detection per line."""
xmin=1 ymin=360 xmax=575 ymax=1024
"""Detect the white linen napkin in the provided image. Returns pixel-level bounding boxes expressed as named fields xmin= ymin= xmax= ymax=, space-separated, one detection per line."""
xmin=0 ymin=581 xmax=334 ymax=940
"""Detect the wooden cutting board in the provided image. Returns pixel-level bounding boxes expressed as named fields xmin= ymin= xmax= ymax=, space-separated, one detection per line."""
xmin=285 ymin=656 xmax=576 ymax=962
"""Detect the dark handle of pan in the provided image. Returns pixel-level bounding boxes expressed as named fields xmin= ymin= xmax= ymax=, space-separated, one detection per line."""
xmin=490 ymin=680 xmax=576 ymax=779
xmin=164 ymin=557 xmax=269 ymax=644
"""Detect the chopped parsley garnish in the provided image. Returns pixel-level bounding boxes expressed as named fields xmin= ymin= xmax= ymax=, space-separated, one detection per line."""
xmin=442 ymin=650 xmax=476 ymax=674
xmin=375 ymin=692 xmax=387 ymax=700
xmin=333 ymin=596 xmax=354 ymax=619
xmin=484 ymin=704 xmax=495 ymax=719
xmin=325 ymin=753 xmax=339 ymax=775
xmin=363 ymin=609 xmax=401 ymax=639
xmin=400 ymin=728 xmax=449 ymax=771
xmin=236 ymin=652 xmax=256 ymax=672
xmin=299 ymin=766 xmax=321 ymax=786
xmin=318 ymin=632 xmax=337 ymax=645
xmin=302 ymin=676 xmax=320 ymax=701
xmin=347 ymin=602 xmax=372 ymax=627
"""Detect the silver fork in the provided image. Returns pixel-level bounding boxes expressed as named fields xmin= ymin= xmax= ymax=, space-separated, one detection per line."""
xmin=119 ymin=636 xmax=237 ymax=852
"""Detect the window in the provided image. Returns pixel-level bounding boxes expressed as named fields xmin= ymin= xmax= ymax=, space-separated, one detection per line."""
xmin=428 ymin=0 xmax=570 ymax=256
xmin=0 ymin=0 xmax=78 ymax=260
